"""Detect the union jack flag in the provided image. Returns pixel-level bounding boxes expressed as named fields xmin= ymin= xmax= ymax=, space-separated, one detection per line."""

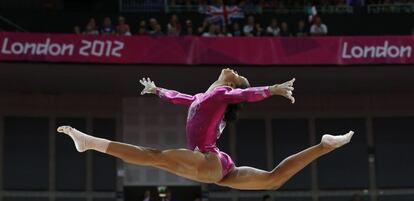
xmin=205 ymin=5 xmax=245 ymax=26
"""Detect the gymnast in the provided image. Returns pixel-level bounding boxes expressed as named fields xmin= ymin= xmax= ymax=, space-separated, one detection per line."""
xmin=58 ymin=68 xmax=354 ymax=190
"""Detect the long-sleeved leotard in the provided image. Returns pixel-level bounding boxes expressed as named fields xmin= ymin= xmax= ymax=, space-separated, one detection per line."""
xmin=156 ymin=86 xmax=271 ymax=178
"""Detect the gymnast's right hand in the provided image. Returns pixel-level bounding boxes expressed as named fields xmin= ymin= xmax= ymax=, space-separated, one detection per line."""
xmin=139 ymin=77 xmax=157 ymax=95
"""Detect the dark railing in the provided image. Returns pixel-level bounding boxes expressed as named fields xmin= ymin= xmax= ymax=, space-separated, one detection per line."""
xmin=119 ymin=0 xmax=166 ymax=12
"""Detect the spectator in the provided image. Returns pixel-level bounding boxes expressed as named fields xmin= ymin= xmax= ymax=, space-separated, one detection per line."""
xmin=73 ymin=25 xmax=81 ymax=34
xmin=148 ymin=18 xmax=161 ymax=35
xmin=83 ymin=23 xmax=99 ymax=35
xmin=198 ymin=18 xmax=211 ymax=35
xmin=101 ymin=17 xmax=115 ymax=35
xmin=279 ymin=21 xmax=292 ymax=36
xmin=150 ymin=24 xmax=164 ymax=36
xmin=243 ymin=16 xmax=263 ymax=36
xmin=83 ymin=18 xmax=99 ymax=35
xmin=232 ymin=22 xmax=243 ymax=36
xmin=310 ymin=16 xmax=328 ymax=36
xmin=116 ymin=16 xmax=131 ymax=36
xmin=86 ymin=18 xmax=98 ymax=32
xmin=142 ymin=190 xmax=151 ymax=201
xmin=137 ymin=20 xmax=148 ymax=35
xmin=263 ymin=195 xmax=272 ymax=201
xmin=243 ymin=15 xmax=255 ymax=36
xmin=167 ymin=14 xmax=182 ymax=36
xmin=295 ymin=20 xmax=308 ymax=37
xmin=202 ymin=24 xmax=217 ymax=37
xmin=266 ymin=18 xmax=280 ymax=36
xmin=184 ymin=20 xmax=194 ymax=35
xmin=255 ymin=23 xmax=264 ymax=36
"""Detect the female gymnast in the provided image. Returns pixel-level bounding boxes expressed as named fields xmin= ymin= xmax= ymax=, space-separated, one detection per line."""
xmin=58 ymin=68 xmax=354 ymax=190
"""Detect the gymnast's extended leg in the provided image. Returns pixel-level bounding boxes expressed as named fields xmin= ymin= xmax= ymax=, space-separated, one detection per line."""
xmin=216 ymin=131 xmax=354 ymax=190
xmin=57 ymin=126 xmax=223 ymax=183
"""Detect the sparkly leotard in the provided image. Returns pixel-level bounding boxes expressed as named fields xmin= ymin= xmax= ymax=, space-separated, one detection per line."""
xmin=156 ymin=86 xmax=271 ymax=178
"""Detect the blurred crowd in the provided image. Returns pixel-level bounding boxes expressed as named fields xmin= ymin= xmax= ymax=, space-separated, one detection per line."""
xmin=170 ymin=0 xmax=348 ymax=9
xmin=73 ymin=15 xmax=328 ymax=37
xmin=169 ymin=0 xmax=414 ymax=7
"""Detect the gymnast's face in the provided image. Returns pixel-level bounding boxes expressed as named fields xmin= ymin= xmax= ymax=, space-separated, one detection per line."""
xmin=219 ymin=68 xmax=250 ymax=88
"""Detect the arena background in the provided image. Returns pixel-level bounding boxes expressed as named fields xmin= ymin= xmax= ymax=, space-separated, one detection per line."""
xmin=1 ymin=1 xmax=414 ymax=201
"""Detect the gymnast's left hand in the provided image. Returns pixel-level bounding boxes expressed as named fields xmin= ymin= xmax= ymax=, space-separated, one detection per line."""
xmin=139 ymin=77 xmax=157 ymax=95
xmin=269 ymin=78 xmax=295 ymax=104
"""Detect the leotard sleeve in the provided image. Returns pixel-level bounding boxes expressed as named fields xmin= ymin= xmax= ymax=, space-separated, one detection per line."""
xmin=156 ymin=88 xmax=196 ymax=107
xmin=214 ymin=86 xmax=271 ymax=104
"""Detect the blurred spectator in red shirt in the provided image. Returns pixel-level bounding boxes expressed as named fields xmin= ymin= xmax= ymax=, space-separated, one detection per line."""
xmin=116 ymin=16 xmax=131 ymax=36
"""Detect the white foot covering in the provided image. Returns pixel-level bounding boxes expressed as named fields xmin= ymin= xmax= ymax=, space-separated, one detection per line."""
xmin=57 ymin=126 xmax=110 ymax=153
xmin=321 ymin=131 xmax=355 ymax=149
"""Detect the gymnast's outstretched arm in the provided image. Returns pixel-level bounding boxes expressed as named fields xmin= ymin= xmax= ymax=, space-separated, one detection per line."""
xmin=217 ymin=78 xmax=296 ymax=104
xmin=140 ymin=77 xmax=195 ymax=107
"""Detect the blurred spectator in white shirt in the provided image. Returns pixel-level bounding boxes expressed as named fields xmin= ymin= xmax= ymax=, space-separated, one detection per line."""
xmin=310 ymin=16 xmax=328 ymax=36
xmin=167 ymin=14 xmax=182 ymax=36
xmin=243 ymin=15 xmax=255 ymax=36
xmin=266 ymin=18 xmax=280 ymax=36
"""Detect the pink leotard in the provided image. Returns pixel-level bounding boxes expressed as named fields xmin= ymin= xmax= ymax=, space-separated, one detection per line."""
xmin=156 ymin=86 xmax=271 ymax=179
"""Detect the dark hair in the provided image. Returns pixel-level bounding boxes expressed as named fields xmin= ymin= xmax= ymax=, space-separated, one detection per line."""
xmin=224 ymin=81 xmax=250 ymax=123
